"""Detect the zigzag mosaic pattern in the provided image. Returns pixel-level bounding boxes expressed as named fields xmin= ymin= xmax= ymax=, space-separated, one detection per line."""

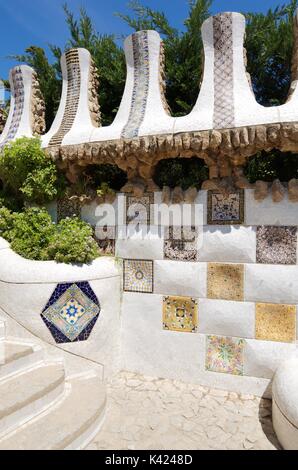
xmin=121 ymin=31 xmax=150 ymax=139
xmin=0 ymin=67 xmax=24 ymax=149
xmin=49 ymin=50 xmax=81 ymax=147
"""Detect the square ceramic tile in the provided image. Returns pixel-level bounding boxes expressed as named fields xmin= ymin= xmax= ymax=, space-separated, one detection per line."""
xmin=126 ymin=193 xmax=154 ymax=225
xmin=164 ymin=226 xmax=198 ymax=261
xmin=123 ymin=259 xmax=153 ymax=293
xmin=206 ymin=335 xmax=244 ymax=375
xmin=256 ymin=226 xmax=297 ymax=265
xmin=94 ymin=226 xmax=116 ymax=255
xmin=57 ymin=198 xmax=81 ymax=221
xmin=207 ymin=190 xmax=244 ymax=225
xmin=255 ymin=303 xmax=296 ymax=343
xmin=41 ymin=282 xmax=100 ymax=343
xmin=163 ymin=296 xmax=198 ymax=333
xmin=207 ymin=263 xmax=244 ymax=301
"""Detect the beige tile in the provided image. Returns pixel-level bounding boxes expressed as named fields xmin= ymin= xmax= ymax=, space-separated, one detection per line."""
xmin=163 ymin=296 xmax=198 ymax=333
xmin=207 ymin=263 xmax=244 ymax=301
xmin=256 ymin=303 xmax=296 ymax=343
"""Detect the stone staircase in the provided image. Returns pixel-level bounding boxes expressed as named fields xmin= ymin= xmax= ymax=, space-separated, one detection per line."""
xmin=0 ymin=318 xmax=106 ymax=450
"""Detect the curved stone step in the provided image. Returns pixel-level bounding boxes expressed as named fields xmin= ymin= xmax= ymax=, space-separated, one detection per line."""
xmin=0 ymin=374 xmax=106 ymax=450
xmin=0 ymin=362 xmax=65 ymax=437
xmin=0 ymin=340 xmax=44 ymax=380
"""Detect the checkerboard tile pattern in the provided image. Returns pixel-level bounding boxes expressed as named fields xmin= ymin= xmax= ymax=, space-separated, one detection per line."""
xmin=163 ymin=296 xmax=198 ymax=333
xmin=256 ymin=226 xmax=297 ymax=265
xmin=207 ymin=190 xmax=244 ymax=225
xmin=41 ymin=282 xmax=100 ymax=344
xmin=255 ymin=303 xmax=296 ymax=343
xmin=123 ymin=259 xmax=153 ymax=293
xmin=207 ymin=263 xmax=244 ymax=301
xmin=206 ymin=335 xmax=244 ymax=376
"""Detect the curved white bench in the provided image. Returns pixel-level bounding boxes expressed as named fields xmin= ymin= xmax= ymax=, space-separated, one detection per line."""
xmin=272 ymin=356 xmax=298 ymax=450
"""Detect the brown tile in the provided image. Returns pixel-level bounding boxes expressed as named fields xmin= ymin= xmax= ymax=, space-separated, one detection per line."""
xmin=207 ymin=263 xmax=244 ymax=301
xmin=256 ymin=303 xmax=296 ymax=343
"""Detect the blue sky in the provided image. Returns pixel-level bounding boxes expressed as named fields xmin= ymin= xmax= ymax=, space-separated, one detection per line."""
xmin=0 ymin=0 xmax=291 ymax=80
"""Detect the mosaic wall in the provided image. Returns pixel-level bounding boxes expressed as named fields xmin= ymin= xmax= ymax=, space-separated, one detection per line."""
xmin=0 ymin=67 xmax=24 ymax=149
xmin=123 ymin=259 xmax=153 ymax=293
xmin=207 ymin=190 xmax=244 ymax=225
xmin=94 ymin=225 xmax=116 ymax=256
xmin=121 ymin=31 xmax=150 ymax=139
xmin=41 ymin=282 xmax=100 ymax=344
xmin=163 ymin=296 xmax=198 ymax=333
xmin=126 ymin=193 xmax=154 ymax=225
xmin=212 ymin=13 xmax=235 ymax=129
xmin=164 ymin=226 xmax=198 ymax=261
xmin=256 ymin=226 xmax=297 ymax=265
xmin=57 ymin=198 xmax=81 ymax=222
xmin=49 ymin=50 xmax=81 ymax=147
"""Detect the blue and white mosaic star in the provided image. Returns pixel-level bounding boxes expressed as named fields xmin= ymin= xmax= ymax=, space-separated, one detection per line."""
xmin=41 ymin=282 xmax=100 ymax=343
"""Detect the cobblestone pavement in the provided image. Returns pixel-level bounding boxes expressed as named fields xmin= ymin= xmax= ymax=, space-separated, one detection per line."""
xmin=87 ymin=371 xmax=280 ymax=450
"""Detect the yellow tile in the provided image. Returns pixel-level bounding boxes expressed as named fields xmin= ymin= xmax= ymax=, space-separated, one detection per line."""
xmin=163 ymin=296 xmax=198 ymax=333
xmin=207 ymin=263 xmax=244 ymax=301
xmin=256 ymin=303 xmax=296 ymax=343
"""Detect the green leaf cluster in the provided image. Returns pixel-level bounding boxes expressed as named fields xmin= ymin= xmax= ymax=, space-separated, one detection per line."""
xmin=153 ymin=157 xmax=209 ymax=190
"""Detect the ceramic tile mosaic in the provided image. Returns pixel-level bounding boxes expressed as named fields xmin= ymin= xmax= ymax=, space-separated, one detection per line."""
xmin=256 ymin=226 xmax=297 ymax=265
xmin=207 ymin=190 xmax=244 ymax=225
xmin=207 ymin=263 xmax=244 ymax=301
xmin=41 ymin=282 xmax=100 ymax=343
xmin=206 ymin=335 xmax=244 ymax=375
xmin=164 ymin=226 xmax=198 ymax=261
xmin=163 ymin=296 xmax=198 ymax=333
xmin=126 ymin=193 xmax=154 ymax=225
xmin=213 ymin=13 xmax=235 ymax=129
xmin=94 ymin=225 xmax=116 ymax=255
xmin=49 ymin=50 xmax=81 ymax=146
xmin=121 ymin=31 xmax=149 ymax=138
xmin=0 ymin=67 xmax=24 ymax=149
xmin=57 ymin=198 xmax=81 ymax=221
xmin=123 ymin=259 xmax=153 ymax=293
xmin=255 ymin=303 xmax=296 ymax=343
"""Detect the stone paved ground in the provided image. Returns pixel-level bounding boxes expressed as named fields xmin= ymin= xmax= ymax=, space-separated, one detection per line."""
xmin=87 ymin=371 xmax=280 ymax=450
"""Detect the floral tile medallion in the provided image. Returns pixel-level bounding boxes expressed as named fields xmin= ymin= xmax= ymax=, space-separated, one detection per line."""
xmin=123 ymin=259 xmax=153 ymax=293
xmin=207 ymin=263 xmax=244 ymax=301
xmin=256 ymin=226 xmax=297 ymax=265
xmin=41 ymin=282 xmax=100 ymax=344
xmin=256 ymin=303 xmax=296 ymax=343
xmin=163 ymin=296 xmax=198 ymax=333
xmin=206 ymin=335 xmax=244 ymax=375
xmin=207 ymin=190 xmax=244 ymax=225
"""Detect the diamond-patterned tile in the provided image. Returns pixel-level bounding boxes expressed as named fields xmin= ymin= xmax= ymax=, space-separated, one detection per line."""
xmin=256 ymin=226 xmax=297 ymax=265
xmin=163 ymin=296 xmax=198 ymax=333
xmin=123 ymin=259 xmax=153 ymax=293
xmin=207 ymin=190 xmax=244 ymax=225
xmin=164 ymin=226 xmax=198 ymax=261
xmin=207 ymin=263 xmax=244 ymax=301
xmin=41 ymin=282 xmax=100 ymax=343
xmin=206 ymin=335 xmax=244 ymax=375
xmin=255 ymin=303 xmax=296 ymax=343
xmin=126 ymin=193 xmax=154 ymax=225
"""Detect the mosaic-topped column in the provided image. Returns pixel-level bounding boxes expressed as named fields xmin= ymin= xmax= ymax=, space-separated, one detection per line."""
xmin=0 ymin=65 xmax=45 ymax=149
xmin=43 ymin=48 xmax=100 ymax=147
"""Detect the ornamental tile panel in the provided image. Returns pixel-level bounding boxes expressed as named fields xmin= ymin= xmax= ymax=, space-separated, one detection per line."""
xmin=255 ymin=303 xmax=296 ymax=343
xmin=123 ymin=259 xmax=153 ymax=293
xmin=207 ymin=190 xmax=244 ymax=225
xmin=41 ymin=282 xmax=100 ymax=344
xmin=126 ymin=193 xmax=154 ymax=225
xmin=256 ymin=226 xmax=297 ymax=265
xmin=206 ymin=335 xmax=244 ymax=375
xmin=207 ymin=263 xmax=244 ymax=301
xmin=162 ymin=296 xmax=198 ymax=333
xmin=0 ymin=67 xmax=24 ymax=150
xmin=94 ymin=225 xmax=116 ymax=255
xmin=57 ymin=198 xmax=81 ymax=221
xmin=164 ymin=226 xmax=198 ymax=261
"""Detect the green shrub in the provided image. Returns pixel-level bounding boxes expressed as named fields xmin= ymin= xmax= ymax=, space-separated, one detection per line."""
xmin=0 ymin=207 xmax=100 ymax=264
xmin=0 ymin=137 xmax=66 ymax=205
xmin=84 ymin=164 xmax=127 ymax=191
xmin=244 ymin=150 xmax=298 ymax=183
xmin=153 ymin=157 xmax=209 ymax=190
xmin=47 ymin=217 xmax=99 ymax=264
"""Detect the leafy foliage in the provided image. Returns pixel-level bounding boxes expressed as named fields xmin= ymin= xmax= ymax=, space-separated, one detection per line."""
xmin=245 ymin=150 xmax=298 ymax=182
xmin=153 ymin=157 xmax=209 ymax=189
xmin=0 ymin=207 xmax=100 ymax=264
xmin=0 ymin=137 xmax=66 ymax=205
